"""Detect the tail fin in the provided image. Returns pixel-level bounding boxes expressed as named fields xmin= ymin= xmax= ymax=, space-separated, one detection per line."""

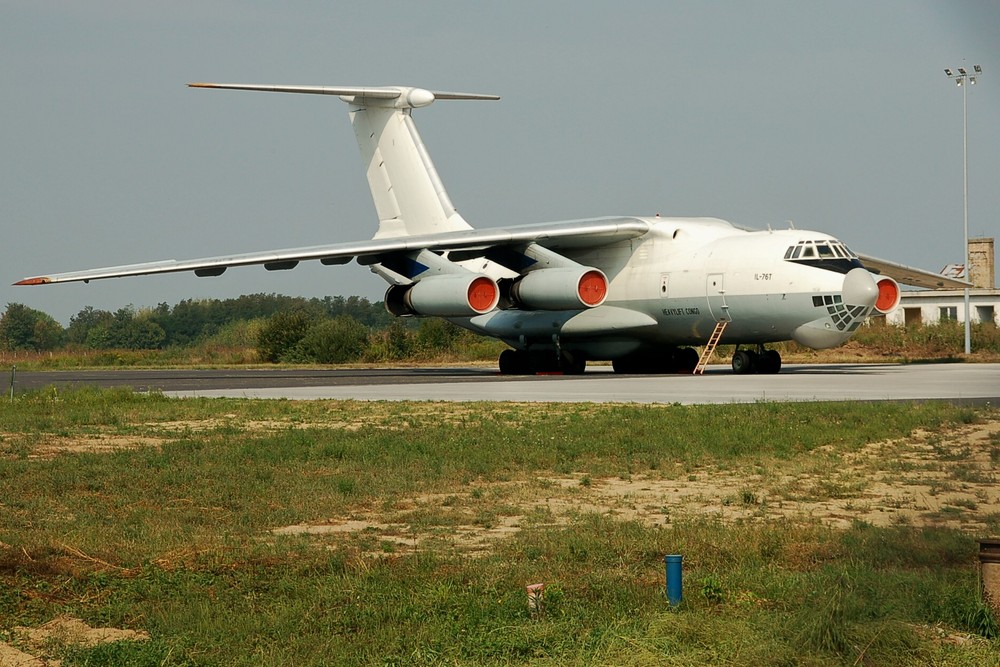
xmin=188 ymin=83 xmax=499 ymax=238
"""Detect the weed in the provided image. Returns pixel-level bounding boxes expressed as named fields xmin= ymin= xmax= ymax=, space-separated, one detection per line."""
xmin=61 ymin=639 xmax=179 ymax=666
xmin=699 ymin=576 xmax=724 ymax=604
xmin=964 ymin=600 xmax=999 ymax=639
xmin=953 ymin=465 xmax=994 ymax=484
xmin=950 ymin=497 xmax=979 ymax=511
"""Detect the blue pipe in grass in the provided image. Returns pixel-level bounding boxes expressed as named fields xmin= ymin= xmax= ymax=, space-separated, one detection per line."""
xmin=665 ymin=554 xmax=682 ymax=607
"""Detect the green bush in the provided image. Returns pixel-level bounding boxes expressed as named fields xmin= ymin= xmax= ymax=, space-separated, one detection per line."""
xmin=300 ymin=316 xmax=369 ymax=364
xmin=364 ymin=320 xmax=414 ymax=361
xmin=256 ymin=310 xmax=312 ymax=362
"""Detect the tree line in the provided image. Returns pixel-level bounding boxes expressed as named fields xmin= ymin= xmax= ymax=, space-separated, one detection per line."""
xmin=4 ymin=295 xmax=998 ymax=364
xmin=0 ymin=294 xmax=501 ymax=363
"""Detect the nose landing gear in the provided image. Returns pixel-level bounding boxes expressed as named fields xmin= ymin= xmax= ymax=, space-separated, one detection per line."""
xmin=731 ymin=345 xmax=782 ymax=375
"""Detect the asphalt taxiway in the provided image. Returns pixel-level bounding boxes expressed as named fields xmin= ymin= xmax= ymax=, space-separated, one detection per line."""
xmin=13 ymin=363 xmax=1000 ymax=405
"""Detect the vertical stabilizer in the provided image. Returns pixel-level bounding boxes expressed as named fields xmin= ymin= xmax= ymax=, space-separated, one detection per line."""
xmin=350 ymin=98 xmax=468 ymax=239
xmin=187 ymin=83 xmax=499 ymax=239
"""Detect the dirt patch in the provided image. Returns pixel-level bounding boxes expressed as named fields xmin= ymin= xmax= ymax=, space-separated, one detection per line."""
xmin=0 ymin=641 xmax=44 ymax=667
xmin=272 ymin=417 xmax=1000 ymax=555
xmin=26 ymin=434 xmax=165 ymax=460
xmin=1 ymin=617 xmax=149 ymax=666
xmin=3 ymin=402 xmax=564 ymax=462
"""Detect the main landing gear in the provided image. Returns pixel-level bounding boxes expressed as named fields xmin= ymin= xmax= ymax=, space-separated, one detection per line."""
xmin=498 ymin=349 xmax=586 ymax=375
xmin=731 ymin=345 xmax=781 ymax=375
xmin=610 ymin=347 xmax=700 ymax=374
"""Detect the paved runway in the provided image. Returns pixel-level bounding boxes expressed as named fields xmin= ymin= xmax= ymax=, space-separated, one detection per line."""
xmin=15 ymin=364 xmax=1000 ymax=405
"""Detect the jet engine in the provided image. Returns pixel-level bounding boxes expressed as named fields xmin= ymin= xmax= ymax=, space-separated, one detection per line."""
xmin=385 ymin=274 xmax=499 ymax=317
xmin=507 ymin=267 xmax=608 ymax=310
xmin=873 ymin=276 xmax=900 ymax=315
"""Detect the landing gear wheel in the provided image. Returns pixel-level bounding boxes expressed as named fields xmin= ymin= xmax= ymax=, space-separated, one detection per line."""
xmin=499 ymin=349 xmax=532 ymax=375
xmin=613 ymin=352 xmax=671 ymax=374
xmin=731 ymin=350 xmax=755 ymax=375
xmin=560 ymin=352 xmax=586 ymax=375
xmin=611 ymin=357 xmax=631 ymax=374
xmin=676 ymin=347 xmax=699 ymax=373
xmin=759 ymin=350 xmax=782 ymax=374
xmin=612 ymin=356 xmax=641 ymax=374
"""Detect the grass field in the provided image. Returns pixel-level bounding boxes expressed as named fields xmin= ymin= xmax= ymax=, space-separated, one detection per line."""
xmin=1 ymin=389 xmax=999 ymax=665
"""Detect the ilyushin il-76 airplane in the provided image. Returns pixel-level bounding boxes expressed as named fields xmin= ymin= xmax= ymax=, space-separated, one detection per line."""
xmin=16 ymin=83 xmax=968 ymax=375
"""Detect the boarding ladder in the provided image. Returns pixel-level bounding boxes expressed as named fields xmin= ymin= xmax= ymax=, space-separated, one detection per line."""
xmin=693 ymin=320 xmax=728 ymax=375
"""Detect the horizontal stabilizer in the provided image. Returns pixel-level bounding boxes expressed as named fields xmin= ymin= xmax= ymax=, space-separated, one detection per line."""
xmin=188 ymin=83 xmax=499 ymax=106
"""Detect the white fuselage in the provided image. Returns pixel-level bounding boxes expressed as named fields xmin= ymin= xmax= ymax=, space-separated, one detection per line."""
xmin=460 ymin=217 xmax=876 ymax=359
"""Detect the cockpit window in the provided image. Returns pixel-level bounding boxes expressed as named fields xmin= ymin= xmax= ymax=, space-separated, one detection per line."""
xmin=786 ymin=239 xmax=860 ymax=264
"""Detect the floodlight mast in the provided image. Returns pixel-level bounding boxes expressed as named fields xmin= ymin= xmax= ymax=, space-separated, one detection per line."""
xmin=944 ymin=63 xmax=983 ymax=355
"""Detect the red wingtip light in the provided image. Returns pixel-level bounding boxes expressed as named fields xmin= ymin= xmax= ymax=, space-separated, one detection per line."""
xmin=14 ymin=277 xmax=51 ymax=286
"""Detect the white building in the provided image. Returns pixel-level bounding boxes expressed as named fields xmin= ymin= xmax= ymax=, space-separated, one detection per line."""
xmin=884 ymin=238 xmax=999 ymax=326
xmin=885 ymin=289 xmax=999 ymax=326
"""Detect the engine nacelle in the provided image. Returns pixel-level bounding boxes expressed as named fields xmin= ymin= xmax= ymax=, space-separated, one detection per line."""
xmin=873 ymin=276 xmax=901 ymax=315
xmin=385 ymin=274 xmax=499 ymax=317
xmin=507 ymin=267 xmax=608 ymax=311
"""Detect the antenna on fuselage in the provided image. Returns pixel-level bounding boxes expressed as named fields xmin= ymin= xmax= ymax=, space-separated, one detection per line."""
xmin=786 ymin=220 xmax=796 ymax=230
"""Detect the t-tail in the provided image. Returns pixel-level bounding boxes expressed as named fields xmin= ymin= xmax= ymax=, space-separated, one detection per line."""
xmin=188 ymin=83 xmax=498 ymax=239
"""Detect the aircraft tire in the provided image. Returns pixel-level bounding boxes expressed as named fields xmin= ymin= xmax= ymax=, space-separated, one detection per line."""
xmin=499 ymin=349 xmax=531 ymax=375
xmin=560 ymin=352 xmax=587 ymax=375
xmin=731 ymin=350 xmax=755 ymax=375
xmin=612 ymin=356 xmax=641 ymax=374
xmin=760 ymin=350 xmax=782 ymax=374
xmin=676 ymin=347 xmax=699 ymax=373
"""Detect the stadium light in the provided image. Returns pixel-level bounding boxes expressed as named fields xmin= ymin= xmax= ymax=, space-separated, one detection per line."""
xmin=943 ymin=64 xmax=983 ymax=354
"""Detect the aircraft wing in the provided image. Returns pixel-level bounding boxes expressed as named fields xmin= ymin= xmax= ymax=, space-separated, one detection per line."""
xmin=15 ymin=217 xmax=650 ymax=285
xmin=857 ymin=253 xmax=971 ymax=290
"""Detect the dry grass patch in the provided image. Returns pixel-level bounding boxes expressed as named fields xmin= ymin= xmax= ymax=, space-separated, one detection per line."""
xmin=272 ymin=415 xmax=1000 ymax=554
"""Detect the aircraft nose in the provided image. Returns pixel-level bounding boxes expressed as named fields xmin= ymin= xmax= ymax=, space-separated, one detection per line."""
xmin=842 ymin=267 xmax=878 ymax=308
xmin=792 ymin=268 xmax=878 ymax=349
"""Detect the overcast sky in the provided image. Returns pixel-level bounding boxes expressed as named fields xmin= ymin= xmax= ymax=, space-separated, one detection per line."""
xmin=3 ymin=1 xmax=998 ymax=324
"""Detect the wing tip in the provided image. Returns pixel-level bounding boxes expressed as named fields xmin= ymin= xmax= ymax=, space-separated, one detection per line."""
xmin=14 ymin=277 xmax=51 ymax=286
